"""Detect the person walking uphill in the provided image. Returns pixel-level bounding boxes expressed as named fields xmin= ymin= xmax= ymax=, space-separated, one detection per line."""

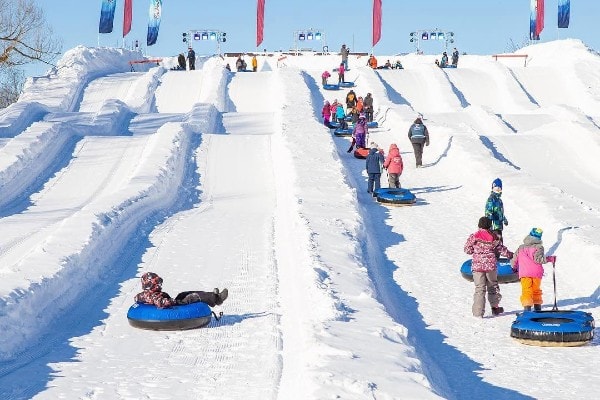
xmin=134 ymin=272 xmax=228 ymax=309
xmin=485 ymin=178 xmax=508 ymax=239
xmin=365 ymin=142 xmax=385 ymax=194
xmin=511 ymin=228 xmax=556 ymax=311
xmin=464 ymin=217 xmax=513 ymax=317
xmin=407 ymin=116 xmax=430 ymax=167
xmin=383 ymin=143 xmax=404 ymax=188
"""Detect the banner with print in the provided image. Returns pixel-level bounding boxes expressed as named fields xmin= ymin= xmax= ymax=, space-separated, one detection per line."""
xmin=147 ymin=0 xmax=162 ymax=46
xmin=558 ymin=0 xmax=570 ymax=29
xmin=99 ymin=0 xmax=117 ymax=34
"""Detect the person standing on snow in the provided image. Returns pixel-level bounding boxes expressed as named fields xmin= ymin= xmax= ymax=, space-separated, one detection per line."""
xmin=464 ymin=216 xmax=513 ymax=318
xmin=187 ymin=47 xmax=196 ymax=70
xmin=322 ymin=70 xmax=331 ymax=86
xmin=452 ymin=48 xmax=459 ymax=67
xmin=337 ymin=63 xmax=345 ymax=84
xmin=511 ymin=228 xmax=556 ymax=312
xmin=365 ymin=142 xmax=385 ymax=194
xmin=363 ymin=93 xmax=374 ymax=122
xmin=322 ymin=100 xmax=332 ymax=128
xmin=340 ymin=44 xmax=350 ymax=70
xmin=484 ymin=178 xmax=508 ymax=239
xmin=407 ymin=116 xmax=430 ymax=167
xmin=251 ymin=55 xmax=258 ymax=72
xmin=383 ymin=143 xmax=404 ymax=188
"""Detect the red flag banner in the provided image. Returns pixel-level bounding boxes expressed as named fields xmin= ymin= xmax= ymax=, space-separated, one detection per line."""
xmin=535 ymin=0 xmax=545 ymax=38
xmin=123 ymin=0 xmax=133 ymax=37
xmin=257 ymin=0 xmax=265 ymax=47
xmin=373 ymin=0 xmax=382 ymax=47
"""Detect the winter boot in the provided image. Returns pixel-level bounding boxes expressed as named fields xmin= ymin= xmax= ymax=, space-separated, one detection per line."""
xmin=213 ymin=288 xmax=220 ymax=295
xmin=524 ymin=306 xmax=532 ymax=311
xmin=533 ymin=304 xmax=542 ymax=311
xmin=491 ymin=306 xmax=504 ymax=316
xmin=216 ymin=288 xmax=228 ymax=305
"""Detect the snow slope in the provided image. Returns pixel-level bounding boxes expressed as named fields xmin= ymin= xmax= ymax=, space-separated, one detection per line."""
xmin=0 ymin=39 xmax=598 ymax=400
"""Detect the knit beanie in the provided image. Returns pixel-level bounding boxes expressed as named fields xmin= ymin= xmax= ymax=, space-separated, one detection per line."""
xmin=492 ymin=178 xmax=502 ymax=189
xmin=529 ymin=227 xmax=543 ymax=239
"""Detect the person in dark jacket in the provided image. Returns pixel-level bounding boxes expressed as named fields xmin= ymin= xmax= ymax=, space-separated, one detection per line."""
xmin=464 ymin=216 xmax=513 ymax=317
xmin=365 ymin=142 xmax=384 ymax=194
xmin=485 ymin=178 xmax=508 ymax=239
xmin=177 ymin=53 xmax=186 ymax=70
xmin=134 ymin=272 xmax=228 ymax=309
xmin=407 ymin=116 xmax=430 ymax=167
xmin=363 ymin=93 xmax=374 ymax=122
xmin=187 ymin=48 xmax=196 ymax=70
xmin=452 ymin=48 xmax=459 ymax=67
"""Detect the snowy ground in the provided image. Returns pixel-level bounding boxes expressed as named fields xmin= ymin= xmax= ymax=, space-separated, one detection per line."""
xmin=0 ymin=40 xmax=598 ymax=399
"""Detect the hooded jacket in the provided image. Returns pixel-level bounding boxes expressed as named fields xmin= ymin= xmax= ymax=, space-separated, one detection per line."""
xmin=511 ymin=235 xmax=548 ymax=278
xmin=366 ymin=147 xmax=384 ymax=174
xmin=484 ymin=191 xmax=507 ymax=231
xmin=464 ymin=229 xmax=511 ymax=272
xmin=383 ymin=144 xmax=404 ymax=175
xmin=408 ymin=118 xmax=430 ymax=145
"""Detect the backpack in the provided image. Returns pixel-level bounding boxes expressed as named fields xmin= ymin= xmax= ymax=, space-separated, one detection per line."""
xmin=411 ymin=124 xmax=425 ymax=139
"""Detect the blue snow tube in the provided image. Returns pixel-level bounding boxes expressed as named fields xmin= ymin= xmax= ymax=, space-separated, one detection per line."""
xmin=127 ymin=302 xmax=212 ymax=330
xmin=511 ymin=310 xmax=595 ymax=347
xmin=460 ymin=258 xmax=519 ymax=284
xmin=329 ymin=121 xmax=341 ymax=129
xmin=323 ymin=84 xmax=340 ymax=90
xmin=339 ymin=81 xmax=355 ymax=88
xmin=367 ymin=121 xmax=379 ymax=128
xmin=333 ymin=127 xmax=353 ymax=136
xmin=374 ymin=188 xmax=416 ymax=206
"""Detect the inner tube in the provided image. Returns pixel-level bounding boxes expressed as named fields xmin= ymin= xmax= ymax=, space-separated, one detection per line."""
xmin=127 ymin=301 xmax=212 ymax=331
xmin=460 ymin=258 xmax=519 ymax=284
xmin=511 ymin=310 xmax=595 ymax=347
xmin=323 ymin=84 xmax=340 ymax=90
xmin=367 ymin=121 xmax=379 ymax=128
xmin=333 ymin=128 xmax=353 ymax=137
xmin=353 ymin=147 xmax=370 ymax=159
xmin=339 ymin=81 xmax=355 ymax=88
xmin=374 ymin=188 xmax=416 ymax=206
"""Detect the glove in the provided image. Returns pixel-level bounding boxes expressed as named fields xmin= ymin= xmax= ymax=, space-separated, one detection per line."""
xmin=503 ymin=219 xmax=508 ymax=226
xmin=507 ymin=251 xmax=514 ymax=259
xmin=546 ymin=255 xmax=557 ymax=263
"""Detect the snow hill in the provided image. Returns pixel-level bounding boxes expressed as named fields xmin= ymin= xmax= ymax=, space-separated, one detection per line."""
xmin=0 ymin=40 xmax=599 ymax=399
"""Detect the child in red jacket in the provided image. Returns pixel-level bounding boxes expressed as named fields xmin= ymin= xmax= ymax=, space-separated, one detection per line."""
xmin=383 ymin=143 xmax=404 ymax=188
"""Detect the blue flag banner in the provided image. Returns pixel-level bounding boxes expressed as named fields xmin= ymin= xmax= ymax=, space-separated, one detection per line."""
xmin=147 ymin=0 xmax=162 ymax=46
xmin=99 ymin=0 xmax=117 ymax=34
xmin=558 ymin=0 xmax=570 ymax=28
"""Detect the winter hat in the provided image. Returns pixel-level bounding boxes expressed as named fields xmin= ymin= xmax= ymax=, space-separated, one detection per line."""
xmin=370 ymin=141 xmax=379 ymax=149
xmin=141 ymin=272 xmax=163 ymax=291
xmin=492 ymin=178 xmax=502 ymax=189
xmin=478 ymin=216 xmax=492 ymax=230
xmin=529 ymin=227 xmax=543 ymax=239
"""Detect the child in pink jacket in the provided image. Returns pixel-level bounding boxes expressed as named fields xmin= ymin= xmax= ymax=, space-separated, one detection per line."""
xmin=322 ymin=100 xmax=332 ymax=127
xmin=511 ymin=228 xmax=556 ymax=311
xmin=464 ymin=216 xmax=513 ymax=317
xmin=383 ymin=143 xmax=404 ymax=188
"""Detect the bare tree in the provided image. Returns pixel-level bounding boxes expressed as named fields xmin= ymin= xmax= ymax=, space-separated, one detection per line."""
xmin=0 ymin=66 xmax=25 ymax=108
xmin=0 ymin=0 xmax=62 ymax=67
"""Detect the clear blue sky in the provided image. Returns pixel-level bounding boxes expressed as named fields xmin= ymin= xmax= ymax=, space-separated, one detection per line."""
xmin=29 ymin=0 xmax=600 ymax=75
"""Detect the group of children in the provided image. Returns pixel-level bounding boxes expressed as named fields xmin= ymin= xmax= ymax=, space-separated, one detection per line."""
xmin=465 ymin=178 xmax=556 ymax=318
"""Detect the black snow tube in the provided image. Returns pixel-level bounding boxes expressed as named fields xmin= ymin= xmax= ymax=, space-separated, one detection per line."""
xmin=460 ymin=258 xmax=519 ymax=284
xmin=127 ymin=302 xmax=213 ymax=330
xmin=510 ymin=310 xmax=595 ymax=347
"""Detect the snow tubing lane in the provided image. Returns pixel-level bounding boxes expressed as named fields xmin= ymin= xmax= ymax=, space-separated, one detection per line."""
xmin=510 ymin=310 xmax=595 ymax=347
xmin=323 ymin=84 xmax=340 ymax=90
xmin=127 ymin=302 xmax=212 ymax=330
xmin=460 ymin=258 xmax=519 ymax=284
xmin=339 ymin=81 xmax=355 ymax=88
xmin=334 ymin=128 xmax=353 ymax=137
xmin=374 ymin=188 xmax=416 ymax=206
xmin=354 ymin=147 xmax=370 ymax=159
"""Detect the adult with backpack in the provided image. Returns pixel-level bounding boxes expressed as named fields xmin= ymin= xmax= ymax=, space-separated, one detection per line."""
xmin=383 ymin=143 xmax=404 ymax=188
xmin=407 ymin=116 xmax=430 ymax=167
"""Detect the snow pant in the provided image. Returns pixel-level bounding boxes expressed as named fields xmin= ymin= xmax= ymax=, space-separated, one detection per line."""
xmin=367 ymin=173 xmax=381 ymax=193
xmin=388 ymin=173 xmax=401 ymax=188
xmin=411 ymin=142 xmax=425 ymax=167
xmin=323 ymin=116 xmax=331 ymax=127
xmin=338 ymin=73 xmax=344 ymax=83
xmin=355 ymin=132 xmax=366 ymax=148
xmin=175 ymin=291 xmax=218 ymax=307
xmin=520 ymin=277 xmax=543 ymax=307
xmin=472 ymin=270 xmax=502 ymax=317
xmin=342 ymin=59 xmax=348 ymax=70
xmin=322 ymin=77 xmax=327 ymax=85
xmin=188 ymin=59 xmax=195 ymax=70
xmin=365 ymin=107 xmax=374 ymax=122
